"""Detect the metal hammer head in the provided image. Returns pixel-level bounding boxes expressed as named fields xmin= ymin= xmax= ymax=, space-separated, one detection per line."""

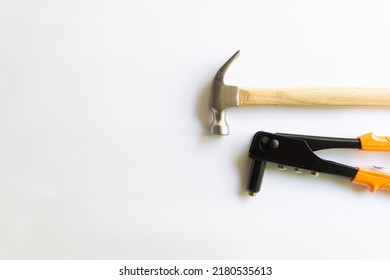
xmin=209 ymin=51 xmax=240 ymax=135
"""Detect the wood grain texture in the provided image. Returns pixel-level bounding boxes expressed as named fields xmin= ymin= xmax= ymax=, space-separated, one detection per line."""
xmin=239 ymin=87 xmax=390 ymax=106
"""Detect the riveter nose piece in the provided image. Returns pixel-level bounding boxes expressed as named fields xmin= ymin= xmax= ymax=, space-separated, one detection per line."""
xmin=247 ymin=160 xmax=267 ymax=196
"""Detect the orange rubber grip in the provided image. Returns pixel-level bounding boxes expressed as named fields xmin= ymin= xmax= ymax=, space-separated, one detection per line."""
xmin=359 ymin=132 xmax=390 ymax=151
xmin=352 ymin=168 xmax=390 ymax=192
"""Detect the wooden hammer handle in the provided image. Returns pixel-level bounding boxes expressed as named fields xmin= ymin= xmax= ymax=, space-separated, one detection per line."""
xmin=239 ymin=87 xmax=390 ymax=106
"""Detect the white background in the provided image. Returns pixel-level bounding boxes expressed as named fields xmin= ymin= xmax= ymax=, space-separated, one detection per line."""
xmin=1 ymin=0 xmax=390 ymax=259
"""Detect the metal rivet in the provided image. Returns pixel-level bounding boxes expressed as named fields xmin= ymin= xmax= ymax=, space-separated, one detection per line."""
xmin=269 ymin=139 xmax=279 ymax=149
xmin=311 ymin=171 xmax=319 ymax=177
xmin=294 ymin=167 xmax=302 ymax=174
xmin=261 ymin=136 xmax=269 ymax=144
xmin=278 ymin=164 xmax=286 ymax=170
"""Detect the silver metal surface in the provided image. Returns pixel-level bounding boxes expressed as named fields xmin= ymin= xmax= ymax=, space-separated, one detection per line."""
xmin=209 ymin=50 xmax=240 ymax=135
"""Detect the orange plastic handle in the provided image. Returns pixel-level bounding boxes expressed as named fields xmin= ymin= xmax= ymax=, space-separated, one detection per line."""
xmin=352 ymin=168 xmax=390 ymax=192
xmin=359 ymin=132 xmax=390 ymax=151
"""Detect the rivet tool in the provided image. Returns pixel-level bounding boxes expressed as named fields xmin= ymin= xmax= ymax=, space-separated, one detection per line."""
xmin=247 ymin=131 xmax=390 ymax=196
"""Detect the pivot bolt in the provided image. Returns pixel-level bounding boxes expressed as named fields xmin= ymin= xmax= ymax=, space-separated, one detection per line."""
xmin=261 ymin=136 xmax=269 ymax=144
xmin=269 ymin=139 xmax=279 ymax=149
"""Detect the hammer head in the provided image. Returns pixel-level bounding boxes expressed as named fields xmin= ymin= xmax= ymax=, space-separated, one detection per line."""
xmin=209 ymin=51 xmax=240 ymax=135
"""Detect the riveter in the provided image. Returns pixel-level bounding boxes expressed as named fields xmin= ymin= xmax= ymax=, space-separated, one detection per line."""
xmin=247 ymin=131 xmax=390 ymax=196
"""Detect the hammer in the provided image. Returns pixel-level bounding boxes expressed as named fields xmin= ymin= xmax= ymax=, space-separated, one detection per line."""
xmin=210 ymin=50 xmax=390 ymax=135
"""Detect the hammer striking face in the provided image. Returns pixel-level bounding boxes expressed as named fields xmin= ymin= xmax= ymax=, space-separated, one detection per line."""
xmin=209 ymin=51 xmax=390 ymax=135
